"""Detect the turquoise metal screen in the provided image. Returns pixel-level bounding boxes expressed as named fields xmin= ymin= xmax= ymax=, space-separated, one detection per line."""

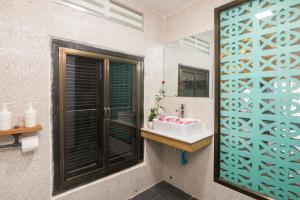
xmin=218 ymin=0 xmax=300 ymax=199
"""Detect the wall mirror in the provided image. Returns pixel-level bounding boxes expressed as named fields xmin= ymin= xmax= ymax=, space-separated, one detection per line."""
xmin=163 ymin=30 xmax=214 ymax=98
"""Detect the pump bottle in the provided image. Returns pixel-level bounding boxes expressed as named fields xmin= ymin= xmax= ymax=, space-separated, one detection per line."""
xmin=25 ymin=102 xmax=37 ymax=128
xmin=0 ymin=103 xmax=12 ymax=131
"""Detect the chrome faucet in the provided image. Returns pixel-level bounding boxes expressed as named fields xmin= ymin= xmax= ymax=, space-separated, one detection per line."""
xmin=176 ymin=104 xmax=185 ymax=118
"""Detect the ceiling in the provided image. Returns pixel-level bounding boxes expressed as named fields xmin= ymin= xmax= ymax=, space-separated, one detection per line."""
xmin=135 ymin=0 xmax=197 ymax=15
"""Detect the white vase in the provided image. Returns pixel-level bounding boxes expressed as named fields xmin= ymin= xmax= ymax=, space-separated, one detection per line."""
xmin=147 ymin=121 xmax=153 ymax=129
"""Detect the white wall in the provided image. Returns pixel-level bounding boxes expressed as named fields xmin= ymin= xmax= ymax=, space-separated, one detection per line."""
xmin=0 ymin=0 xmax=164 ymax=200
xmin=162 ymin=0 xmax=254 ymax=199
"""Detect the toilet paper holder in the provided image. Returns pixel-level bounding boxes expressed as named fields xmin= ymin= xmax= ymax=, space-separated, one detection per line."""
xmin=0 ymin=133 xmax=21 ymax=149
xmin=0 ymin=124 xmax=42 ymax=149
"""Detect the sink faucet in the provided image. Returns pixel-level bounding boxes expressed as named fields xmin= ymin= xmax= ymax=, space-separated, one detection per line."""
xmin=177 ymin=104 xmax=185 ymax=118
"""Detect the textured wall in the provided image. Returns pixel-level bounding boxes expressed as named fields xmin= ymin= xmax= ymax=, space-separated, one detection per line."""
xmin=162 ymin=0 xmax=254 ymax=199
xmin=0 ymin=0 xmax=164 ymax=200
xmin=165 ymin=0 xmax=232 ymax=43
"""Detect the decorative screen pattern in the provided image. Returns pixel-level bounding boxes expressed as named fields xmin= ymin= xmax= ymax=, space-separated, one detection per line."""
xmin=219 ymin=0 xmax=300 ymax=199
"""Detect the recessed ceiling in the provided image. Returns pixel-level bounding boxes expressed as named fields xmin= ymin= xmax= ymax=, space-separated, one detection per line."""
xmin=134 ymin=0 xmax=197 ymax=15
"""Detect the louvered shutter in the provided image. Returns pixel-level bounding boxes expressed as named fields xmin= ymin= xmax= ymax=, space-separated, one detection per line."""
xmin=64 ymin=54 xmax=104 ymax=179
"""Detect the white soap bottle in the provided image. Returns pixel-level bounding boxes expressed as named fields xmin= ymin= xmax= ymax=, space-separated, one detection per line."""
xmin=0 ymin=103 xmax=12 ymax=131
xmin=24 ymin=102 xmax=37 ymax=128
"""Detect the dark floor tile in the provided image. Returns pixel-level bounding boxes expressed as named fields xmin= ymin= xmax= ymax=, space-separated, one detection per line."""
xmin=151 ymin=181 xmax=172 ymax=191
xmin=150 ymin=181 xmax=172 ymax=197
xmin=131 ymin=181 xmax=195 ymax=200
xmin=131 ymin=189 xmax=157 ymax=200
xmin=152 ymin=196 xmax=165 ymax=200
xmin=164 ymin=186 xmax=192 ymax=200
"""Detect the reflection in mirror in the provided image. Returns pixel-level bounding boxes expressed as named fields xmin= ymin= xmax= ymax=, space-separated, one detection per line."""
xmin=163 ymin=30 xmax=213 ymax=98
xmin=178 ymin=65 xmax=209 ymax=97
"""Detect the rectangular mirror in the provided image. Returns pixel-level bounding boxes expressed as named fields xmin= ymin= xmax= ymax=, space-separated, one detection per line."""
xmin=163 ymin=30 xmax=214 ymax=98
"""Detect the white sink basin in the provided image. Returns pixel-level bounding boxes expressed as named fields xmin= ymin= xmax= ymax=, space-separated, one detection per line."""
xmin=153 ymin=116 xmax=202 ymax=137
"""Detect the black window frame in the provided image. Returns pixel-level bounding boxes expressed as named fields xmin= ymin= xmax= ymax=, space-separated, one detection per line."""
xmin=178 ymin=64 xmax=210 ymax=97
xmin=51 ymin=39 xmax=144 ymax=194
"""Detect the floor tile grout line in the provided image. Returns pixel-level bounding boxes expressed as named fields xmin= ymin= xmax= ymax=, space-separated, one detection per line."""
xmin=149 ymin=182 xmax=172 ymax=197
xmin=149 ymin=188 xmax=159 ymax=196
xmin=150 ymin=194 xmax=159 ymax=200
xmin=149 ymin=188 xmax=166 ymax=199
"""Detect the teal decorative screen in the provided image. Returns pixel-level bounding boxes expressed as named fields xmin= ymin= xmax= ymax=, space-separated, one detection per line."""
xmin=217 ymin=0 xmax=300 ymax=199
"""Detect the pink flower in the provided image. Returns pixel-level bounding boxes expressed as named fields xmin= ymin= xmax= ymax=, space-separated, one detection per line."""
xmin=161 ymin=80 xmax=166 ymax=85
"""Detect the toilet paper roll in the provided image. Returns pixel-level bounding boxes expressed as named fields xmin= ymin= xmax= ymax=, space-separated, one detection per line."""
xmin=21 ymin=136 xmax=39 ymax=153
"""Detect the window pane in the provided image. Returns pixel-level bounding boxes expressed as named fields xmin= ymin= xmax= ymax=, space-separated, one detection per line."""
xmin=109 ymin=60 xmax=137 ymax=164
xmin=178 ymin=65 xmax=209 ymax=97
xmin=64 ymin=54 xmax=104 ymax=179
xmin=179 ymin=70 xmax=195 ymax=97
xmin=195 ymin=72 xmax=208 ymax=97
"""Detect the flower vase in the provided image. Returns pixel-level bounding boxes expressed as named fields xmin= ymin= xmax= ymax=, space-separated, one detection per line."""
xmin=147 ymin=121 xmax=153 ymax=129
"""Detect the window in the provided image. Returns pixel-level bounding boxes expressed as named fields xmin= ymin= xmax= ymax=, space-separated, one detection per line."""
xmin=54 ymin=0 xmax=144 ymax=31
xmin=52 ymin=40 xmax=144 ymax=193
xmin=178 ymin=65 xmax=209 ymax=97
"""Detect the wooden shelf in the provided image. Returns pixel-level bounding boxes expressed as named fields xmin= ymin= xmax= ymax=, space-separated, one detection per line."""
xmin=0 ymin=124 xmax=43 ymax=136
xmin=141 ymin=130 xmax=212 ymax=152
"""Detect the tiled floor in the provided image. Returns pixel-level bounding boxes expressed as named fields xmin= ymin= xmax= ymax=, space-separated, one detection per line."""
xmin=130 ymin=181 xmax=198 ymax=200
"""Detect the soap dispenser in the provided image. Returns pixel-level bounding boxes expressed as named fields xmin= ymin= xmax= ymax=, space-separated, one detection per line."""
xmin=0 ymin=103 xmax=12 ymax=131
xmin=24 ymin=102 xmax=37 ymax=128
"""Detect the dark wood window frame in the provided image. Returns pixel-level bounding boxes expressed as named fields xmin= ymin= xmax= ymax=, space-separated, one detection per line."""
xmin=178 ymin=64 xmax=209 ymax=97
xmin=214 ymin=1 xmax=271 ymax=200
xmin=52 ymin=39 xmax=144 ymax=194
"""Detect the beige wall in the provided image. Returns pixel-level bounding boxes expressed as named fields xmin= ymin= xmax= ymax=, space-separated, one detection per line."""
xmin=165 ymin=0 xmax=231 ymax=43
xmin=162 ymin=0 xmax=254 ymax=199
xmin=0 ymin=0 xmax=164 ymax=200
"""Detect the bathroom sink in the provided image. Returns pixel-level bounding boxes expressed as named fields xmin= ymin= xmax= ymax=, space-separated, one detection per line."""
xmin=142 ymin=116 xmax=212 ymax=145
xmin=153 ymin=116 xmax=202 ymax=137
